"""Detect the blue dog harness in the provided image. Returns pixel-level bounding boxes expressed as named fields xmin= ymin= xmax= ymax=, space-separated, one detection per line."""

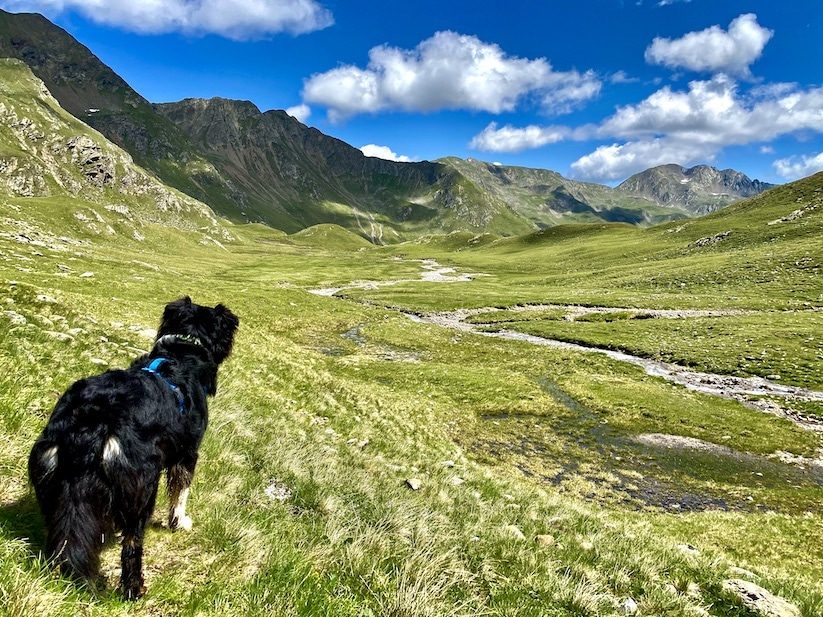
xmin=142 ymin=357 xmax=187 ymax=414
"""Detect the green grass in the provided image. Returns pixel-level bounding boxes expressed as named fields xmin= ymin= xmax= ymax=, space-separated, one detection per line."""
xmin=0 ymin=61 xmax=821 ymax=614
xmin=1 ymin=192 xmax=821 ymax=614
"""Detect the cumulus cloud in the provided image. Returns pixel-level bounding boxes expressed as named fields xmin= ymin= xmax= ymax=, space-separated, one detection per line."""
xmin=470 ymin=122 xmax=571 ymax=152
xmin=471 ymin=74 xmax=823 ymax=180
xmin=645 ymin=13 xmax=772 ymax=76
xmin=2 ymin=0 xmax=333 ymax=39
xmin=600 ymin=76 xmax=823 ymax=144
xmin=360 ymin=144 xmax=412 ymax=163
xmin=303 ymin=31 xmax=601 ymax=120
xmin=571 ymin=76 xmax=823 ymax=180
xmin=285 ymin=103 xmax=311 ymax=123
xmin=570 ymin=138 xmax=712 ymax=182
xmin=773 ymin=152 xmax=823 ymax=180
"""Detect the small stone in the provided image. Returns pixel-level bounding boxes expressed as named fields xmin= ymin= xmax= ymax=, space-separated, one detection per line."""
xmin=356 ymin=438 xmax=369 ymax=448
xmin=441 ymin=460 xmax=455 ymax=468
xmin=264 ymin=479 xmax=292 ymax=502
xmin=535 ymin=534 xmax=555 ymax=547
xmin=677 ymin=543 xmax=700 ymax=556
xmin=469 ymin=535 xmax=480 ymax=542
xmin=686 ymin=582 xmax=701 ymax=599
xmin=579 ymin=539 xmax=594 ymax=551
xmin=622 ymin=597 xmax=638 ymax=615
xmin=67 ymin=328 xmax=84 ymax=336
xmin=3 ymin=310 xmax=26 ymax=325
xmin=36 ymin=294 xmax=58 ymax=304
xmin=79 ymin=271 xmax=95 ymax=278
xmin=449 ymin=476 xmax=465 ymax=486
xmin=129 ymin=325 xmax=156 ymax=340
xmin=721 ymin=579 xmax=800 ymax=617
xmin=501 ymin=525 xmax=526 ymax=541
xmin=44 ymin=330 xmax=73 ymax=342
xmin=90 ymin=358 xmax=108 ymax=366
xmin=405 ymin=478 xmax=423 ymax=491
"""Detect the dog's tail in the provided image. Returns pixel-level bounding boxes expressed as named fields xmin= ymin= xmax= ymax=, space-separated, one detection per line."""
xmin=29 ymin=432 xmax=109 ymax=580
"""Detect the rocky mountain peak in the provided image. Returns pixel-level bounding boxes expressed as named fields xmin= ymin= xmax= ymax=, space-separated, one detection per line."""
xmin=617 ymin=163 xmax=773 ymax=214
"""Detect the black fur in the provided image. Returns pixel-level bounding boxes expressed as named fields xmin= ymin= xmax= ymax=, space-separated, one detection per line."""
xmin=28 ymin=297 xmax=238 ymax=599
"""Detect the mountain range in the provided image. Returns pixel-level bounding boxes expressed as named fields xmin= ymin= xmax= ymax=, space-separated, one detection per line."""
xmin=0 ymin=9 xmax=775 ymax=242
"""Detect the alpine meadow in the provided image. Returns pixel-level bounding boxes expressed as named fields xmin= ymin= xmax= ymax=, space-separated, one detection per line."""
xmin=0 ymin=3 xmax=821 ymax=617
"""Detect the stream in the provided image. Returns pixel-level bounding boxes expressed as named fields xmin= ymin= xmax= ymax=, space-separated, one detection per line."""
xmin=309 ymin=260 xmax=823 ymax=431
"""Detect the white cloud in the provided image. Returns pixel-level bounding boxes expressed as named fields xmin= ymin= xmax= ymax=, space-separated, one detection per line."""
xmin=285 ymin=103 xmax=311 ymax=123
xmin=657 ymin=0 xmax=691 ymax=6
xmin=773 ymin=152 xmax=823 ymax=180
xmin=644 ymin=13 xmax=772 ymax=76
xmin=360 ymin=144 xmax=411 ymax=163
xmin=303 ymin=31 xmax=600 ymax=120
xmin=600 ymin=76 xmax=823 ymax=145
xmin=609 ymin=71 xmax=639 ymax=84
xmin=570 ymin=138 xmax=712 ymax=182
xmin=759 ymin=145 xmax=774 ymax=154
xmin=3 ymin=0 xmax=333 ymax=39
xmin=471 ymin=74 xmax=823 ymax=179
xmin=470 ymin=122 xmax=570 ymax=152
xmin=572 ymin=77 xmax=823 ymax=180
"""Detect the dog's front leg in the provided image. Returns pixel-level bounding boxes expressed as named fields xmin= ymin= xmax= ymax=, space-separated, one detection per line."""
xmin=168 ymin=456 xmax=197 ymax=531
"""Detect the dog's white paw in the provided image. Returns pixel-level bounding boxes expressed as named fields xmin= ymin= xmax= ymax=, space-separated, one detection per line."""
xmin=170 ymin=513 xmax=193 ymax=531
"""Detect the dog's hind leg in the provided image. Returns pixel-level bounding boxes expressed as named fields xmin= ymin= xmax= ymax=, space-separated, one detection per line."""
xmin=117 ymin=471 xmax=160 ymax=601
xmin=167 ymin=454 xmax=197 ymax=531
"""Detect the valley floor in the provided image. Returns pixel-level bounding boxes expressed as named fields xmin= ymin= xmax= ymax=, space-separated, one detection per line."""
xmin=0 ymin=189 xmax=821 ymax=616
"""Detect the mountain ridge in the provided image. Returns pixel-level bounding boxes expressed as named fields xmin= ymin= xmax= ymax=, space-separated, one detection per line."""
xmin=617 ymin=163 xmax=774 ymax=214
xmin=0 ymin=9 xmax=775 ymax=241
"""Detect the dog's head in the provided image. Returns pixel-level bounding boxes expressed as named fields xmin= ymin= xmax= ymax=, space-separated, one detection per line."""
xmin=157 ymin=297 xmax=239 ymax=364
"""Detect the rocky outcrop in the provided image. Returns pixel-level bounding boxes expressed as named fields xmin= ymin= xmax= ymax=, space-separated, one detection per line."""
xmin=66 ymin=136 xmax=115 ymax=186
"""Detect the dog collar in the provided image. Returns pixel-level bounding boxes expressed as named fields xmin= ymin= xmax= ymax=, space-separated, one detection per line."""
xmin=142 ymin=357 xmax=187 ymax=414
xmin=155 ymin=334 xmax=205 ymax=348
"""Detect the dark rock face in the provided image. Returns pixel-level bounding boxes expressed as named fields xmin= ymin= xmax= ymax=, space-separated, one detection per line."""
xmin=66 ymin=136 xmax=115 ymax=186
xmin=618 ymin=164 xmax=774 ymax=214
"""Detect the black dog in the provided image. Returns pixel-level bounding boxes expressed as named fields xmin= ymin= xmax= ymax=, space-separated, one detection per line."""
xmin=28 ymin=297 xmax=238 ymax=599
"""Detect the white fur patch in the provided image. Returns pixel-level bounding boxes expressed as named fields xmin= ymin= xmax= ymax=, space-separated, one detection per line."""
xmin=102 ymin=436 xmax=123 ymax=463
xmin=41 ymin=446 xmax=58 ymax=474
xmin=171 ymin=487 xmax=192 ymax=530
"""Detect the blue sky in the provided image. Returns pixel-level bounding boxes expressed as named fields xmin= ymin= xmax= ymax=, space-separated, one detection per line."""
xmin=3 ymin=0 xmax=823 ymax=184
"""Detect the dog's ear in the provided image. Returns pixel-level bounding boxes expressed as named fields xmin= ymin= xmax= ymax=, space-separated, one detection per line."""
xmin=211 ymin=304 xmax=239 ymax=364
xmin=157 ymin=297 xmax=194 ymax=338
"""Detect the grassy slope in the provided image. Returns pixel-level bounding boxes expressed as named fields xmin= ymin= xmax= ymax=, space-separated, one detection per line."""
xmin=0 ymin=61 xmax=821 ymax=616
xmin=2 ymin=199 xmax=822 ymax=616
